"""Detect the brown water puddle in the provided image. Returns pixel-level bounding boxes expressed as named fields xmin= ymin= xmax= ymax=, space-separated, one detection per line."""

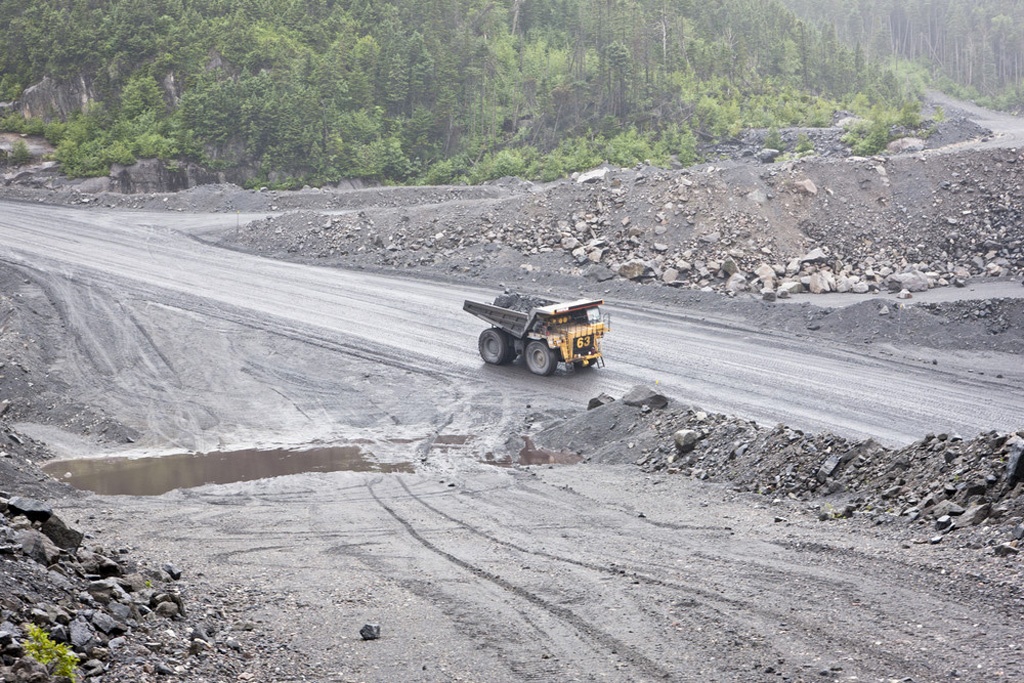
xmin=481 ymin=436 xmax=584 ymax=467
xmin=43 ymin=446 xmax=413 ymax=496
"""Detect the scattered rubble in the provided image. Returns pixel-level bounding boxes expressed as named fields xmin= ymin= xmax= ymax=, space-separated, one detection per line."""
xmin=0 ymin=492 xmax=286 ymax=682
xmin=531 ymin=387 xmax=1024 ymax=560
xmin=213 ymin=146 xmax=1022 ymax=301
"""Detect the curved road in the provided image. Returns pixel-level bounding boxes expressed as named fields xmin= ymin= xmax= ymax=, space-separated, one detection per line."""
xmin=0 ymin=199 xmax=1020 ymax=456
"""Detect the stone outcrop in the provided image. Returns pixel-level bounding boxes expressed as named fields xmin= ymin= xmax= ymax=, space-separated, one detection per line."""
xmin=16 ymin=77 xmax=96 ymax=122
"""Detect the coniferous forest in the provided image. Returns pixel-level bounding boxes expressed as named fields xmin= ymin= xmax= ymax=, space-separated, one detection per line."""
xmin=781 ymin=0 xmax=1024 ymax=111
xmin=0 ymin=0 xmax=967 ymax=186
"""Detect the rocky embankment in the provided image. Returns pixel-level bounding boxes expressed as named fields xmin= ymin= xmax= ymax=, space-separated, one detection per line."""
xmin=0 ymin=489 xmax=288 ymax=683
xmin=222 ymin=147 xmax=1023 ymax=302
xmin=535 ymin=387 xmax=1024 ymax=562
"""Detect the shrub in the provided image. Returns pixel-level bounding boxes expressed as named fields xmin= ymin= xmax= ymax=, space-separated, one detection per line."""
xmin=23 ymin=624 xmax=78 ymax=681
xmin=795 ymin=133 xmax=814 ymax=154
xmin=10 ymin=139 xmax=31 ymax=165
xmin=763 ymin=127 xmax=784 ymax=151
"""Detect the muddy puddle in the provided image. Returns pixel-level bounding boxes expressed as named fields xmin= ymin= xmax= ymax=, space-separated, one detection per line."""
xmin=43 ymin=445 xmax=413 ymax=496
xmin=481 ymin=436 xmax=584 ymax=467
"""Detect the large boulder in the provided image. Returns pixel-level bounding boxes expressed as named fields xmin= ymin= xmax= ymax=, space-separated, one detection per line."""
xmin=41 ymin=514 xmax=84 ymax=551
xmin=725 ymin=272 xmax=748 ymax=293
xmin=886 ymin=270 xmax=930 ymax=293
xmin=18 ymin=530 xmax=61 ymax=566
xmin=7 ymin=497 xmax=52 ymax=523
xmin=617 ymin=259 xmax=649 ymax=281
xmin=109 ymin=159 xmax=223 ymax=193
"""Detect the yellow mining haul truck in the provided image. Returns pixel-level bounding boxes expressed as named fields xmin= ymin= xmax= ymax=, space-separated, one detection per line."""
xmin=463 ymin=296 xmax=610 ymax=375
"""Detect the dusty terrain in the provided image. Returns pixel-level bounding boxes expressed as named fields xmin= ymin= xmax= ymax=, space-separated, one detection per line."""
xmin=0 ymin=94 xmax=1023 ymax=682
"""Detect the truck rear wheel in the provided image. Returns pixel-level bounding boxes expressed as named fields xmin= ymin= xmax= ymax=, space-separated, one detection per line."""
xmin=525 ymin=340 xmax=558 ymax=376
xmin=479 ymin=328 xmax=514 ymax=365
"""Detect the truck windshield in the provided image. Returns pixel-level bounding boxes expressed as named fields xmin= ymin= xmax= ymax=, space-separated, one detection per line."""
xmin=587 ymin=308 xmax=600 ymax=323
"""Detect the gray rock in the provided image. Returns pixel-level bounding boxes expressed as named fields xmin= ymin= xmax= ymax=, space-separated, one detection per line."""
xmin=87 ymin=578 xmax=125 ymax=604
xmin=161 ymin=562 xmax=182 ymax=581
xmin=1006 ymin=437 xmax=1024 ymax=485
xmin=587 ymin=393 xmax=616 ymax=410
xmin=816 ymin=453 xmax=843 ymax=483
xmin=617 ymin=259 xmax=648 ymax=280
xmin=673 ymin=430 xmax=700 ymax=453
xmin=932 ymin=500 xmax=965 ymax=518
xmin=7 ymin=496 xmax=53 ymax=523
xmin=91 ymin=611 xmax=120 ymax=635
xmin=360 ymin=623 xmax=381 ymax=640
xmin=70 ymin=616 xmax=95 ymax=649
xmin=18 ymin=529 xmax=61 ymax=566
xmin=886 ymin=270 xmax=929 ymax=293
xmin=794 ymin=178 xmax=818 ymax=195
xmin=77 ymin=549 xmax=123 ymax=577
xmin=754 ymin=264 xmax=776 ymax=287
xmin=725 ymin=272 xmax=748 ymax=293
xmin=808 ymin=271 xmax=832 ymax=294
xmin=41 ymin=514 xmax=84 ymax=551
xmin=799 ymin=248 xmax=828 ymax=265
xmin=622 ymin=386 xmax=668 ymax=410
xmin=154 ymin=601 xmax=180 ymax=618
xmin=959 ymin=504 xmax=991 ymax=526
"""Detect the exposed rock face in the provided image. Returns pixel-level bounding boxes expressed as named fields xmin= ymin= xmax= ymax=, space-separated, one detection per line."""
xmin=17 ymin=76 xmax=96 ymax=121
xmin=109 ymin=159 xmax=225 ymax=194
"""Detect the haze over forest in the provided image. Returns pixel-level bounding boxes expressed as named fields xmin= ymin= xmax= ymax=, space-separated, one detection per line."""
xmin=1 ymin=0 xmax=1022 ymax=186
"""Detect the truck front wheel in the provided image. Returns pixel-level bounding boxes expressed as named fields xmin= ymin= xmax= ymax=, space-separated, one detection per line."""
xmin=479 ymin=328 xmax=514 ymax=365
xmin=525 ymin=340 xmax=558 ymax=376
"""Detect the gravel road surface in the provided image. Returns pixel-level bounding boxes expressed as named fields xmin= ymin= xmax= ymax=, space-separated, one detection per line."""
xmin=1 ymin=200 xmax=1020 ymax=457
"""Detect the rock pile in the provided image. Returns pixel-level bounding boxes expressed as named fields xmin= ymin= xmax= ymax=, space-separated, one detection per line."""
xmin=226 ymin=146 xmax=1022 ymax=301
xmin=532 ymin=387 xmax=1024 ymax=555
xmin=0 ymin=494 xmax=267 ymax=682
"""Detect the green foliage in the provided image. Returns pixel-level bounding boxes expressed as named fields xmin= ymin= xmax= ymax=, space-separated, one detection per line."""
xmin=897 ymin=100 xmax=921 ymax=129
xmin=419 ymin=158 xmax=467 ymax=186
xmin=467 ymin=147 xmax=538 ymax=183
xmin=780 ymin=0 xmax=1024 ymax=109
xmin=10 ymin=138 xmax=31 ymax=165
xmin=23 ymin=624 xmax=78 ymax=681
xmin=795 ymin=133 xmax=814 ymax=154
xmin=764 ymin=127 xmax=784 ymax=151
xmin=0 ymin=0 xmax=927 ymax=183
xmin=842 ymin=118 xmax=891 ymax=156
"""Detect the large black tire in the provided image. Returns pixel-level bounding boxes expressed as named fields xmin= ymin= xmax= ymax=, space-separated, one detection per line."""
xmin=525 ymin=340 xmax=558 ymax=376
xmin=479 ymin=328 xmax=514 ymax=365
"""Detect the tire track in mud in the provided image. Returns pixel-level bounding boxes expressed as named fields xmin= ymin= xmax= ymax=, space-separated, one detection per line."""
xmin=387 ymin=476 xmax=960 ymax=681
xmin=364 ymin=478 xmax=678 ymax=681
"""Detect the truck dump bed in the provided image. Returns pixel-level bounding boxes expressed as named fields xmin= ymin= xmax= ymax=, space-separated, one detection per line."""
xmin=462 ymin=300 xmax=530 ymax=337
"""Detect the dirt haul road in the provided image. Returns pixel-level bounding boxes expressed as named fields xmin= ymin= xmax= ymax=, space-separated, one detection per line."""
xmin=2 ymin=191 xmax=1023 ymax=681
xmin=0 ymin=199 xmax=1020 ymax=455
